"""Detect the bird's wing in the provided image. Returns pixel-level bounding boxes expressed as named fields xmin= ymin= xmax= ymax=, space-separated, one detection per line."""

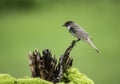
xmin=74 ymin=27 xmax=90 ymax=40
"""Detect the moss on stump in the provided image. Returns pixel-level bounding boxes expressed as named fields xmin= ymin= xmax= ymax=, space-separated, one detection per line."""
xmin=0 ymin=67 xmax=94 ymax=84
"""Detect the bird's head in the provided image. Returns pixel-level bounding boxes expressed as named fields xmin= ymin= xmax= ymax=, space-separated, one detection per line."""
xmin=63 ymin=21 xmax=74 ymax=27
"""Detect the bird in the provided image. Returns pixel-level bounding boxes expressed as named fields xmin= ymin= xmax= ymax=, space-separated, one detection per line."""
xmin=63 ymin=21 xmax=99 ymax=53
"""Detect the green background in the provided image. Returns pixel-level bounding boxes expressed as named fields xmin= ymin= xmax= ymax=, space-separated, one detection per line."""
xmin=0 ymin=0 xmax=120 ymax=84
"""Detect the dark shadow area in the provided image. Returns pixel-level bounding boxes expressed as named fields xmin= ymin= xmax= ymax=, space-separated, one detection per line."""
xmin=0 ymin=0 xmax=37 ymax=10
xmin=0 ymin=0 xmax=119 ymax=11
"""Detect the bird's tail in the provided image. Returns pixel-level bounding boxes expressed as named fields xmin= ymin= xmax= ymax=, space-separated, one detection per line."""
xmin=86 ymin=38 xmax=99 ymax=53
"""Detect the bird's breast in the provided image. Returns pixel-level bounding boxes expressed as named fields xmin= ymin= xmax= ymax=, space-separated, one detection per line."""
xmin=69 ymin=27 xmax=77 ymax=37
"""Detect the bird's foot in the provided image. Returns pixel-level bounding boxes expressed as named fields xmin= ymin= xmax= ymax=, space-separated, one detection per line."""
xmin=72 ymin=39 xmax=80 ymax=46
xmin=77 ymin=39 xmax=80 ymax=42
xmin=73 ymin=39 xmax=80 ymax=43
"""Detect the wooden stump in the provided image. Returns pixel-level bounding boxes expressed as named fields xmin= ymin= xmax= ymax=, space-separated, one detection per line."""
xmin=28 ymin=40 xmax=78 ymax=83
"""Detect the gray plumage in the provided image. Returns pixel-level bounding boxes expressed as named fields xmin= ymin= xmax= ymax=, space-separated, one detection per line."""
xmin=63 ymin=21 xmax=99 ymax=53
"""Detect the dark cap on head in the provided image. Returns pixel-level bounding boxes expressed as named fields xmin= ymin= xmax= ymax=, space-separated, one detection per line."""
xmin=63 ymin=21 xmax=74 ymax=27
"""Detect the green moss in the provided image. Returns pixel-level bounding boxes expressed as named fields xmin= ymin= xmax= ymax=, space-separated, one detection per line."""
xmin=62 ymin=67 xmax=94 ymax=84
xmin=0 ymin=68 xmax=94 ymax=84
xmin=0 ymin=74 xmax=15 ymax=84
xmin=17 ymin=78 xmax=52 ymax=84
xmin=0 ymin=74 xmax=52 ymax=84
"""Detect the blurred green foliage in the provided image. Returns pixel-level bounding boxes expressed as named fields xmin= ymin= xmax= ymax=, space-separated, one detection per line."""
xmin=0 ymin=0 xmax=120 ymax=84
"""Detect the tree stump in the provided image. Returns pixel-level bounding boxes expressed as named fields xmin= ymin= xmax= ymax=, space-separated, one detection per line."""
xmin=28 ymin=40 xmax=78 ymax=83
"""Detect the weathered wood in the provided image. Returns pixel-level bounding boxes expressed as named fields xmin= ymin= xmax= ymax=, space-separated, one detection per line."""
xmin=28 ymin=40 xmax=78 ymax=83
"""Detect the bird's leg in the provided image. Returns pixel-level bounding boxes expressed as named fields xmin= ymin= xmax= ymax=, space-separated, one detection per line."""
xmin=72 ymin=39 xmax=80 ymax=46
xmin=73 ymin=39 xmax=80 ymax=43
